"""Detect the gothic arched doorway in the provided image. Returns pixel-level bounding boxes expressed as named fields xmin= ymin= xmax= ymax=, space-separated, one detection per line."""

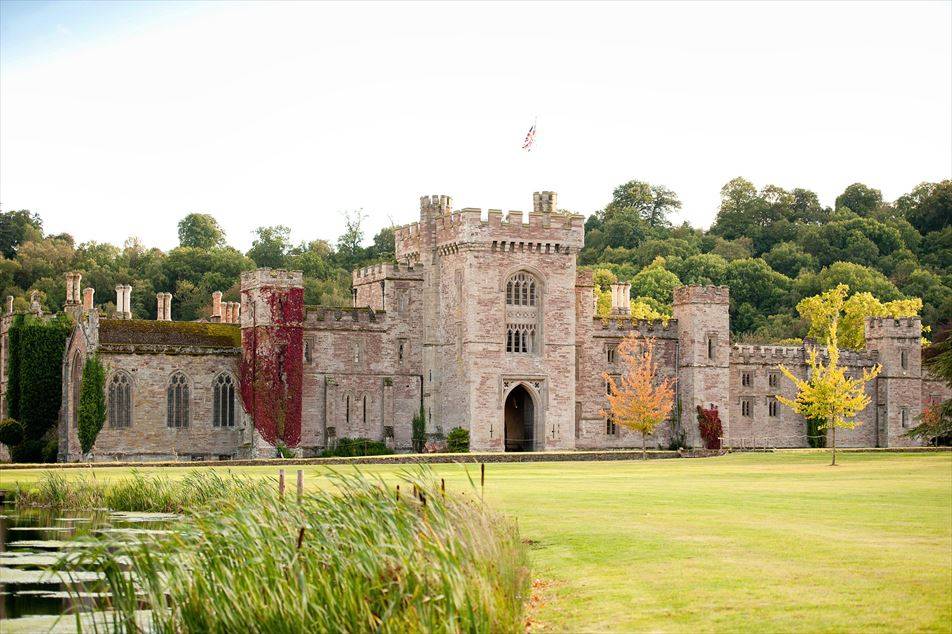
xmin=504 ymin=384 xmax=535 ymax=452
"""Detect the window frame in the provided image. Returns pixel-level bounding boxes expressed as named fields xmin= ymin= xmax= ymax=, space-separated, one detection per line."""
xmin=108 ymin=371 xmax=133 ymax=429
xmin=212 ymin=372 xmax=236 ymax=428
xmin=166 ymin=371 xmax=190 ymax=428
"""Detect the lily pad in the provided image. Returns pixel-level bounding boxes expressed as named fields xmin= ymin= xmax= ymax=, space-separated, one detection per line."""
xmin=96 ymin=528 xmax=173 ymax=536
xmin=8 ymin=539 xmax=97 ymax=549
xmin=109 ymin=511 xmax=179 ymax=522
xmin=0 ymin=567 xmax=105 ymax=584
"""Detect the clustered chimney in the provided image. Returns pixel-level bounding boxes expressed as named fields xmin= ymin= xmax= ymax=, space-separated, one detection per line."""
xmin=82 ymin=288 xmax=95 ymax=311
xmin=30 ymin=290 xmax=42 ymax=315
xmin=609 ymin=282 xmax=632 ymax=315
xmin=210 ymin=292 xmax=240 ymax=323
xmin=211 ymin=291 xmax=223 ymax=321
xmin=155 ymin=292 xmax=172 ymax=321
xmin=65 ymin=272 xmax=83 ymax=305
xmin=114 ymin=284 xmax=132 ymax=319
xmin=6 ymin=295 xmax=14 ymax=315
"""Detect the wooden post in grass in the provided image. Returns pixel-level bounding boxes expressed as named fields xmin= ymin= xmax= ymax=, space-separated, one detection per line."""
xmin=279 ymin=469 xmax=285 ymax=499
xmin=480 ymin=463 xmax=485 ymax=499
xmin=396 ymin=484 xmax=400 ymax=501
xmin=296 ymin=470 xmax=303 ymax=503
xmin=441 ymin=478 xmax=445 ymax=499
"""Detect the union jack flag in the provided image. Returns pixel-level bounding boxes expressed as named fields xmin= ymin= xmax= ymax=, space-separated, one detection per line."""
xmin=522 ymin=121 xmax=536 ymax=151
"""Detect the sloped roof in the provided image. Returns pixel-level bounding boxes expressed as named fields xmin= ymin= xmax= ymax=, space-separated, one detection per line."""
xmin=99 ymin=319 xmax=241 ymax=349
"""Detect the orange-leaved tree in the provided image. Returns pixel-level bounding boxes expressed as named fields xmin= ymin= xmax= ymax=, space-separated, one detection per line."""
xmin=601 ymin=334 xmax=676 ymax=459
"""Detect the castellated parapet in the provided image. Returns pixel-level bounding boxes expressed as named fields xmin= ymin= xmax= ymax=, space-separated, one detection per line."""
xmin=673 ymin=285 xmax=730 ymax=305
xmin=865 ymin=316 xmax=922 ymax=340
xmin=395 ymin=191 xmax=585 ymax=263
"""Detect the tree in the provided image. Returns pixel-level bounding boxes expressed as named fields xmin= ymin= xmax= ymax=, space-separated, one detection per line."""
xmin=601 ymin=334 xmax=676 ymax=459
xmin=835 ymin=183 xmax=883 ymax=216
xmin=177 ymin=213 xmax=226 ymax=249
xmin=796 ymin=284 xmax=921 ymax=349
xmin=763 ymin=242 xmax=816 ymax=278
xmin=605 ymin=180 xmax=681 ymax=228
xmin=247 ymin=225 xmax=291 ymax=269
xmin=906 ymin=322 xmax=952 ymax=444
xmin=77 ymin=355 xmax=106 ymax=455
xmin=777 ymin=323 xmax=881 ymax=465
xmin=630 ymin=257 xmax=681 ymax=305
xmin=899 ymin=180 xmax=951 ymax=235
xmin=0 ymin=210 xmax=43 ymax=259
xmin=710 ymin=177 xmax=761 ymax=241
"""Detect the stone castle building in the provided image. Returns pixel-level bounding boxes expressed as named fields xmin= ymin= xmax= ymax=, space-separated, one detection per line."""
xmin=0 ymin=192 xmax=947 ymax=461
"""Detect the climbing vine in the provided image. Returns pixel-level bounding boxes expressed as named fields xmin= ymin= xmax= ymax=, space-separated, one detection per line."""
xmin=696 ymin=405 xmax=723 ymax=450
xmin=240 ymin=286 xmax=304 ymax=448
xmin=4 ymin=313 xmax=71 ymax=462
xmin=78 ymin=355 xmax=106 ymax=454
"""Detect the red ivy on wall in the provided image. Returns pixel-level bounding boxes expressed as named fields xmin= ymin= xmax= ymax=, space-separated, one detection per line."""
xmin=240 ymin=286 xmax=304 ymax=448
xmin=696 ymin=405 xmax=723 ymax=450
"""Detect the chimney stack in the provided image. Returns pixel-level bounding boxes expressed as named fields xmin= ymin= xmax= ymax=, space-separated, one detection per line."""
xmin=610 ymin=282 xmax=631 ymax=315
xmin=212 ymin=291 xmax=222 ymax=322
xmin=115 ymin=285 xmax=125 ymax=318
xmin=6 ymin=295 xmax=13 ymax=315
xmin=163 ymin=292 xmax=172 ymax=321
xmin=231 ymin=301 xmax=240 ymax=323
xmin=30 ymin=290 xmax=41 ymax=315
xmin=156 ymin=292 xmax=166 ymax=320
xmin=82 ymin=288 xmax=95 ymax=311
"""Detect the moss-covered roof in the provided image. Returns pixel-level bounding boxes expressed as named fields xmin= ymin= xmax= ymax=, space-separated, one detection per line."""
xmin=99 ymin=319 xmax=241 ymax=348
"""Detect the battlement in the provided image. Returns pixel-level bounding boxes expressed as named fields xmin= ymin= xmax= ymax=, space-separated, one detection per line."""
xmin=865 ymin=316 xmax=922 ymax=339
xmin=576 ymin=269 xmax=595 ymax=287
xmin=731 ymin=344 xmax=804 ymax=362
xmin=395 ymin=195 xmax=585 ymax=260
xmin=595 ymin=317 xmax=679 ymax=338
xmin=420 ymin=194 xmax=453 ymax=219
xmin=673 ymin=285 xmax=730 ymax=305
xmin=351 ymin=262 xmax=424 ymax=285
xmin=304 ymin=306 xmax=388 ymax=329
xmin=533 ymin=191 xmax=558 ymax=213
xmin=240 ymin=268 xmax=304 ymax=291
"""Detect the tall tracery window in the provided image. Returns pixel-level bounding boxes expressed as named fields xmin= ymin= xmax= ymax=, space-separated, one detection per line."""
xmin=505 ymin=271 xmax=541 ymax=354
xmin=108 ymin=372 xmax=132 ymax=428
xmin=166 ymin=372 xmax=190 ymax=428
xmin=213 ymin=373 xmax=236 ymax=427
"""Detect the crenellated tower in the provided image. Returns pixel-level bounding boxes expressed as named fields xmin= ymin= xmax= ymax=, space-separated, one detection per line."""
xmin=240 ymin=269 xmax=305 ymax=453
xmin=672 ymin=285 xmax=731 ymax=448
xmin=864 ymin=317 xmax=922 ymax=447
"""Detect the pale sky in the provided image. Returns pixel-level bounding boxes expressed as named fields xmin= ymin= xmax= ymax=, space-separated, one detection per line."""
xmin=1 ymin=1 xmax=950 ymax=251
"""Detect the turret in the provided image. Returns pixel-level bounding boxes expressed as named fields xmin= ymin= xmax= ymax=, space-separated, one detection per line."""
xmin=239 ymin=268 xmax=305 ymax=453
xmin=864 ymin=316 xmax=922 ymax=446
xmin=672 ymin=285 xmax=730 ymax=447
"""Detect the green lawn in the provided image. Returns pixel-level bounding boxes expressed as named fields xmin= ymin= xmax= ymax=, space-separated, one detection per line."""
xmin=3 ymin=451 xmax=951 ymax=632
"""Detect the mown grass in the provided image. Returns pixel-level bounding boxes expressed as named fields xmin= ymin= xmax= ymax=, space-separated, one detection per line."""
xmin=3 ymin=451 xmax=950 ymax=632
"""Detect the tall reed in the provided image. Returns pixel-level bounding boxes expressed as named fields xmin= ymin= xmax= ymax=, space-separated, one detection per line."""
xmin=13 ymin=470 xmax=264 ymax=513
xmin=66 ymin=469 xmax=528 ymax=633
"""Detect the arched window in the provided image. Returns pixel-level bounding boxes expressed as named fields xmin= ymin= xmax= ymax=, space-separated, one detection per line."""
xmin=506 ymin=272 xmax=536 ymax=307
xmin=505 ymin=271 xmax=541 ymax=354
xmin=345 ymin=395 xmax=351 ymax=423
xmin=108 ymin=372 xmax=132 ymax=428
xmin=213 ymin=373 xmax=235 ymax=428
xmin=167 ymin=372 xmax=190 ymax=428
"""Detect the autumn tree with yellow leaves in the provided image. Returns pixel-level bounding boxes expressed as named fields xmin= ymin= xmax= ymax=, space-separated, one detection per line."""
xmin=777 ymin=322 xmax=881 ymax=466
xmin=601 ymin=334 xmax=676 ymax=459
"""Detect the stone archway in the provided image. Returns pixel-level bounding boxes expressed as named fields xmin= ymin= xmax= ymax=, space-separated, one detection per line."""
xmin=504 ymin=384 xmax=535 ymax=452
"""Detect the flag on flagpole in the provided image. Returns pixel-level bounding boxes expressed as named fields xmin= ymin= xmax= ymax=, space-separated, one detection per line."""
xmin=522 ymin=119 xmax=536 ymax=151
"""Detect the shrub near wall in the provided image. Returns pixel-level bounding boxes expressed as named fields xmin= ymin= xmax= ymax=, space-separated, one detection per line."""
xmin=77 ymin=355 xmax=106 ymax=455
xmin=446 ymin=427 xmax=470 ymax=453
xmin=6 ymin=314 xmax=71 ymax=461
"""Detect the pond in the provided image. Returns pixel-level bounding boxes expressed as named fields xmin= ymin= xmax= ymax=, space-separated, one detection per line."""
xmin=0 ymin=500 xmax=178 ymax=628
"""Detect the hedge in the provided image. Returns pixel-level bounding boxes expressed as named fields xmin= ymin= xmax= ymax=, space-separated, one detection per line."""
xmin=17 ymin=314 xmax=72 ymax=442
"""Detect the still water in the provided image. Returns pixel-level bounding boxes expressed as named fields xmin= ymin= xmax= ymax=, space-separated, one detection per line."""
xmin=0 ymin=502 xmax=176 ymax=626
